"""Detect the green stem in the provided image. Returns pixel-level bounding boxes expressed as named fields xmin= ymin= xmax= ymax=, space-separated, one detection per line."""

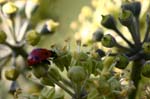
xmin=61 ymin=77 xmax=72 ymax=88
xmin=128 ymin=60 xmax=143 ymax=99
xmin=115 ymin=42 xmax=133 ymax=52
xmin=114 ymin=28 xmax=134 ymax=48
xmin=47 ymin=74 xmax=74 ymax=97
xmin=134 ymin=17 xmax=141 ymax=45
xmin=143 ymin=24 xmax=150 ymax=43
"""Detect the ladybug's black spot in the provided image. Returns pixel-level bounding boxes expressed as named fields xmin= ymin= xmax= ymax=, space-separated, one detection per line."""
xmin=34 ymin=56 xmax=40 ymax=61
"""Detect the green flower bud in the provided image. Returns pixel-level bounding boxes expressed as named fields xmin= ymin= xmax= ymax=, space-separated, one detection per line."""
xmin=97 ymin=76 xmax=111 ymax=95
xmin=142 ymin=42 xmax=150 ymax=53
xmin=5 ymin=68 xmax=19 ymax=81
xmin=101 ymin=34 xmax=116 ymax=48
xmin=110 ymin=78 xmax=121 ymax=90
xmin=91 ymin=59 xmax=103 ymax=75
xmin=32 ymin=64 xmax=48 ymax=78
xmin=101 ymin=15 xmax=117 ymax=30
xmin=75 ymin=57 xmax=93 ymax=74
xmin=41 ymin=87 xmax=55 ymax=99
xmin=53 ymin=52 xmax=72 ymax=71
xmin=0 ymin=31 xmax=7 ymax=43
xmin=67 ymin=66 xmax=86 ymax=83
xmin=102 ymin=56 xmax=114 ymax=73
xmin=121 ymin=2 xmax=141 ymax=18
xmin=92 ymin=29 xmax=104 ymax=42
xmin=40 ymin=76 xmax=54 ymax=86
xmin=2 ymin=2 xmax=18 ymax=15
xmin=25 ymin=0 xmax=39 ymax=19
xmin=142 ymin=61 xmax=150 ymax=78
xmin=115 ymin=54 xmax=129 ymax=69
xmin=73 ymin=51 xmax=88 ymax=61
xmin=73 ymin=52 xmax=97 ymax=74
xmin=48 ymin=66 xmax=61 ymax=81
xmin=119 ymin=10 xmax=134 ymax=27
xmin=26 ymin=30 xmax=41 ymax=46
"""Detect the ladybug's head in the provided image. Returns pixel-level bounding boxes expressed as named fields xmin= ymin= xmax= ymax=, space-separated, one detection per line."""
xmin=49 ymin=50 xmax=57 ymax=59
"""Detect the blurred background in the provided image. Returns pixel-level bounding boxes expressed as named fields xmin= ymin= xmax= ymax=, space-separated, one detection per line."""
xmin=34 ymin=0 xmax=150 ymax=48
xmin=33 ymin=0 xmax=91 ymax=47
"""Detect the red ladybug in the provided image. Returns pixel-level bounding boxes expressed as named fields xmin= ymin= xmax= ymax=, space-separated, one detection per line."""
xmin=27 ymin=48 xmax=57 ymax=66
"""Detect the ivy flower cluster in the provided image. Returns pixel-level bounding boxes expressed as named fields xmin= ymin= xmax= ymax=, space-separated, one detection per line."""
xmin=16 ymin=1 xmax=150 ymax=99
xmin=1 ymin=0 xmax=150 ymax=99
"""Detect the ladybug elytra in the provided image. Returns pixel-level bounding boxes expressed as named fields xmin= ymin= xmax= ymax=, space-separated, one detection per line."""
xmin=27 ymin=48 xmax=57 ymax=66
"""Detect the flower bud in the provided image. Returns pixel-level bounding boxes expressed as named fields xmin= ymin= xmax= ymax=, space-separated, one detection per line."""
xmin=67 ymin=66 xmax=86 ymax=83
xmin=92 ymin=29 xmax=104 ymax=42
xmin=45 ymin=20 xmax=59 ymax=33
xmin=121 ymin=2 xmax=141 ymax=18
xmin=41 ymin=87 xmax=55 ymax=99
xmin=40 ymin=76 xmax=54 ymax=86
xmin=25 ymin=0 xmax=39 ymax=19
xmin=101 ymin=15 xmax=117 ymax=30
xmin=75 ymin=57 xmax=94 ymax=74
xmin=0 ymin=31 xmax=7 ymax=43
xmin=142 ymin=42 xmax=150 ymax=53
xmin=37 ymin=20 xmax=59 ymax=34
xmin=32 ymin=64 xmax=48 ymax=78
xmin=97 ymin=76 xmax=111 ymax=95
xmin=110 ymin=78 xmax=121 ymax=90
xmin=48 ymin=66 xmax=61 ymax=81
xmin=5 ymin=67 xmax=19 ymax=81
xmin=101 ymin=34 xmax=116 ymax=48
xmin=119 ymin=10 xmax=134 ymax=27
xmin=142 ymin=61 xmax=150 ymax=78
xmin=73 ymin=51 xmax=88 ymax=61
xmin=92 ymin=59 xmax=103 ymax=75
xmin=73 ymin=52 xmax=95 ymax=73
xmin=2 ymin=2 xmax=18 ymax=16
xmin=26 ymin=30 xmax=41 ymax=46
xmin=115 ymin=54 xmax=129 ymax=69
xmin=53 ymin=52 xmax=72 ymax=71
xmin=95 ymin=49 xmax=105 ymax=57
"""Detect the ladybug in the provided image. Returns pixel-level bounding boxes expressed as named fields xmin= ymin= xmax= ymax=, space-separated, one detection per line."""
xmin=27 ymin=48 xmax=57 ymax=66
